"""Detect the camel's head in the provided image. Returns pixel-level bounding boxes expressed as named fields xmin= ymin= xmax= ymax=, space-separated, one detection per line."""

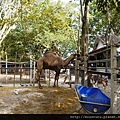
xmin=72 ymin=53 xmax=84 ymax=61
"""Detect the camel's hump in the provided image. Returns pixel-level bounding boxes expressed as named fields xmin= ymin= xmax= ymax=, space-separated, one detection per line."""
xmin=44 ymin=51 xmax=56 ymax=55
xmin=44 ymin=52 xmax=59 ymax=57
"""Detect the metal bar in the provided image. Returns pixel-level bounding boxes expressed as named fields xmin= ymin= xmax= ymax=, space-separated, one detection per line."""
xmin=78 ymin=100 xmax=110 ymax=107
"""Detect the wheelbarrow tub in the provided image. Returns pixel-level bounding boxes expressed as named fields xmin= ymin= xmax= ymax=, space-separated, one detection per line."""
xmin=75 ymin=85 xmax=111 ymax=114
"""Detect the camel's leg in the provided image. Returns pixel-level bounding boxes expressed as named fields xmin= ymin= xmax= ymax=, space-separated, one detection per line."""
xmin=56 ymin=80 xmax=58 ymax=87
xmin=54 ymin=79 xmax=59 ymax=87
xmin=38 ymin=80 xmax=42 ymax=89
xmin=53 ymin=80 xmax=56 ymax=87
xmin=36 ymin=69 xmax=42 ymax=89
xmin=39 ymin=71 xmax=43 ymax=89
xmin=53 ymin=71 xmax=60 ymax=87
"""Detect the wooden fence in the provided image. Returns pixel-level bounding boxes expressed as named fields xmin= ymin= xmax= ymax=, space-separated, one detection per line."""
xmin=74 ymin=33 xmax=120 ymax=114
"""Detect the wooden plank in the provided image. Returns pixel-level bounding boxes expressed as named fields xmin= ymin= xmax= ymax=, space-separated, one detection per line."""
xmin=88 ymin=47 xmax=111 ymax=56
xmin=0 ymin=67 xmax=32 ymax=69
xmin=87 ymin=70 xmax=111 ymax=76
xmin=87 ymin=67 xmax=111 ymax=69
xmin=88 ymin=59 xmax=110 ymax=63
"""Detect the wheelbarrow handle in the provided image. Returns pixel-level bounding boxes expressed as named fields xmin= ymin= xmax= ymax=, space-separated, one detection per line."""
xmin=79 ymin=100 xmax=110 ymax=107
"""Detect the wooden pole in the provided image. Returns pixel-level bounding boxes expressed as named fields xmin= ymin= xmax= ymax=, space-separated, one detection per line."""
xmin=84 ymin=54 xmax=88 ymax=86
xmin=33 ymin=61 xmax=36 ymax=86
xmin=13 ymin=65 xmax=16 ymax=87
xmin=30 ymin=55 xmax=33 ymax=84
xmin=110 ymin=35 xmax=117 ymax=114
xmin=75 ymin=59 xmax=77 ymax=84
xmin=5 ymin=52 xmax=8 ymax=83
xmin=20 ymin=63 xmax=22 ymax=84
xmin=75 ymin=59 xmax=79 ymax=85
xmin=13 ymin=52 xmax=17 ymax=87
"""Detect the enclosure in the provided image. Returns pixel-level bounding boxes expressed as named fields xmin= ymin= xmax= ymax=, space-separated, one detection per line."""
xmin=0 ymin=0 xmax=120 ymax=115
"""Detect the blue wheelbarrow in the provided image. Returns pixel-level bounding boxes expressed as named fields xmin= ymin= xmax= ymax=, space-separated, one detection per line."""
xmin=75 ymin=85 xmax=111 ymax=114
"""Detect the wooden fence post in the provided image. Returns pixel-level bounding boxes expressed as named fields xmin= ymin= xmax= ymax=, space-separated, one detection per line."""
xmin=110 ymin=35 xmax=117 ymax=114
xmin=30 ymin=56 xmax=33 ymax=84
xmin=75 ymin=58 xmax=79 ymax=84
xmin=84 ymin=54 xmax=88 ymax=86
xmin=33 ymin=61 xmax=36 ymax=86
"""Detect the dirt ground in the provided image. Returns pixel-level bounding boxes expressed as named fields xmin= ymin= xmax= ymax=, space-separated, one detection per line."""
xmin=0 ymin=73 xmax=119 ymax=114
xmin=0 ymin=74 xmax=87 ymax=114
xmin=0 ymin=85 xmax=87 ymax=114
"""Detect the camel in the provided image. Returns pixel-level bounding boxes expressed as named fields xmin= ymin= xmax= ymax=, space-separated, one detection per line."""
xmin=36 ymin=51 xmax=82 ymax=88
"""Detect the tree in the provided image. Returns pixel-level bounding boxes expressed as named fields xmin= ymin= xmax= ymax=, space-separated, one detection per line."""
xmin=0 ymin=0 xmax=78 ymax=61
xmin=88 ymin=0 xmax=120 ymax=50
xmin=1 ymin=0 xmax=119 ymax=62
xmin=0 ymin=0 xmax=21 ymax=45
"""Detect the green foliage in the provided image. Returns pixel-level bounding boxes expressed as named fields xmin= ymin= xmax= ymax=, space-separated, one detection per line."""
xmin=95 ymin=0 xmax=120 ymax=35
xmin=96 ymin=0 xmax=120 ymax=13
xmin=1 ymin=0 xmax=77 ymax=61
xmin=1 ymin=0 xmax=120 ymax=62
xmin=89 ymin=0 xmax=120 ymax=47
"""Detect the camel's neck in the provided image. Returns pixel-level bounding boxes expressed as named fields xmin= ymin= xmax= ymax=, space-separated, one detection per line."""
xmin=63 ymin=55 xmax=75 ymax=66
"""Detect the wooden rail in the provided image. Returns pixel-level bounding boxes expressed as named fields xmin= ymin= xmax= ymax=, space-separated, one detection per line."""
xmin=0 ymin=67 xmax=33 ymax=69
xmin=88 ymin=59 xmax=110 ymax=63
xmin=88 ymin=47 xmax=111 ymax=56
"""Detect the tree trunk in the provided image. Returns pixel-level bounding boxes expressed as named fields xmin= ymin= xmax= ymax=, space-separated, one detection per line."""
xmin=80 ymin=1 xmax=88 ymax=86
xmin=81 ymin=2 xmax=88 ymax=56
